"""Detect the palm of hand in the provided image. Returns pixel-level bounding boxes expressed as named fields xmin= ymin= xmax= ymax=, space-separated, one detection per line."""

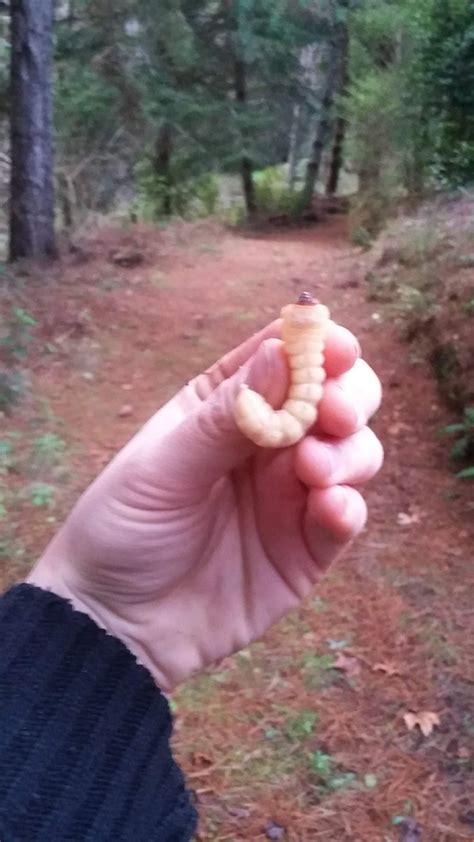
xmin=58 ymin=387 xmax=314 ymax=688
xmin=30 ymin=319 xmax=382 ymax=690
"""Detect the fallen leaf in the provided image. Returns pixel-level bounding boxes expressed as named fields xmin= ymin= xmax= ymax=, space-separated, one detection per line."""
xmin=398 ymin=818 xmax=423 ymax=841
xmin=265 ymin=820 xmax=286 ymax=840
xmin=403 ymin=711 xmax=440 ymax=737
xmin=397 ymin=512 xmax=421 ymax=526
xmin=373 ymin=662 xmax=401 ymax=677
xmin=333 ymin=653 xmax=361 ymax=677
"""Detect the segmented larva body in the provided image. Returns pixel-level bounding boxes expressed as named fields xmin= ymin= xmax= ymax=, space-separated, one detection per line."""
xmin=234 ymin=292 xmax=330 ymax=448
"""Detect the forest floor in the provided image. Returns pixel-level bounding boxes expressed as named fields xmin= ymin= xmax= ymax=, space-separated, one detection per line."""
xmin=1 ymin=213 xmax=473 ymax=841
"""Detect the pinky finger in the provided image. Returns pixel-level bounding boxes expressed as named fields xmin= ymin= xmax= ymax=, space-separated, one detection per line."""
xmin=304 ymin=485 xmax=367 ymax=572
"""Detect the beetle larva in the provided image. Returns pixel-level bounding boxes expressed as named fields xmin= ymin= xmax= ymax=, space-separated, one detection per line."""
xmin=234 ymin=292 xmax=330 ymax=448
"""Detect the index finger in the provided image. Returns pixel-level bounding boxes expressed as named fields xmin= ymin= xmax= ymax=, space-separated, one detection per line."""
xmin=194 ymin=319 xmax=360 ymax=398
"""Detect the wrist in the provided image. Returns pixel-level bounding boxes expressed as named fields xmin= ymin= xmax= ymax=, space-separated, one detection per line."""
xmin=27 ymin=536 xmax=173 ymax=691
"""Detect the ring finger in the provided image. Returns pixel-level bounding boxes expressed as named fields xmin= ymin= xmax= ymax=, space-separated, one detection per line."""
xmin=295 ymin=426 xmax=384 ymax=489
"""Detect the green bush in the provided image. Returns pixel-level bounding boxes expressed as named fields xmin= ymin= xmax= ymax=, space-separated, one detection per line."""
xmin=193 ymin=173 xmax=220 ymax=216
xmin=134 ymin=153 xmax=220 ymax=220
xmin=253 ymin=166 xmax=300 ymax=216
xmin=440 ymin=406 xmax=474 ymax=479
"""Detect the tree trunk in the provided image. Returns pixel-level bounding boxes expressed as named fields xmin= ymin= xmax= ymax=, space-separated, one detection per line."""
xmin=326 ymin=24 xmax=349 ymax=197
xmin=9 ymin=0 xmax=57 ymax=261
xmin=300 ymin=12 xmax=348 ymax=210
xmin=325 ymin=114 xmax=346 ymax=197
xmin=287 ymin=103 xmax=301 ymax=189
xmin=154 ymin=123 xmax=173 ymax=217
xmin=234 ymin=56 xmax=256 ymax=217
xmin=58 ymin=172 xmax=75 ymax=229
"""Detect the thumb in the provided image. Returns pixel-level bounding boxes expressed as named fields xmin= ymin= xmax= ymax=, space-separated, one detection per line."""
xmin=156 ymin=338 xmax=289 ymax=499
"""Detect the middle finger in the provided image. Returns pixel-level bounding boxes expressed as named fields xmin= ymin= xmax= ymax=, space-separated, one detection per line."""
xmin=315 ymin=358 xmax=382 ymax=438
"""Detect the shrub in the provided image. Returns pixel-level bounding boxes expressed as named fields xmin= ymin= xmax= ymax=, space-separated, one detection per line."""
xmin=253 ymin=166 xmax=300 ymax=216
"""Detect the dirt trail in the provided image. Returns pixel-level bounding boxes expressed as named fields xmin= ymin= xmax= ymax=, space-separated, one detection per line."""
xmin=2 ymin=216 xmax=473 ymax=840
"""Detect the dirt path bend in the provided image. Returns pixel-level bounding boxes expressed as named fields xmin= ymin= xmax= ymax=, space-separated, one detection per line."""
xmin=2 ymin=216 xmax=473 ymax=840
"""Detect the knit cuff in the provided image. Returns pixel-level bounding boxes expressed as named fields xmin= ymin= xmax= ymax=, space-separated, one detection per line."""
xmin=0 ymin=583 xmax=197 ymax=841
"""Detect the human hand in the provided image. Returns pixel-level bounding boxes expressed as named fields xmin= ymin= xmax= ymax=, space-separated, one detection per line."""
xmin=28 ymin=318 xmax=383 ymax=691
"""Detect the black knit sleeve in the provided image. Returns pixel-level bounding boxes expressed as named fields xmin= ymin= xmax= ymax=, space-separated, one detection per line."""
xmin=0 ymin=584 xmax=197 ymax=842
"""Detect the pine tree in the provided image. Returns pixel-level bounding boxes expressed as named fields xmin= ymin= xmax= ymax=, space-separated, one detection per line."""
xmin=9 ymin=0 xmax=56 ymax=260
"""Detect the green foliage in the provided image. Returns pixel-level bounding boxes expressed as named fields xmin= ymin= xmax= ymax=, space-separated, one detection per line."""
xmin=299 ymin=651 xmax=337 ymax=689
xmin=311 ymin=750 xmax=357 ymax=792
xmin=0 ymin=371 xmax=27 ymax=413
xmin=347 ymin=0 xmax=474 ymax=232
xmin=32 ymin=433 xmax=67 ymax=469
xmin=0 ymin=307 xmax=36 ymax=413
xmin=347 ymin=0 xmax=430 ymax=231
xmin=440 ymin=406 xmax=474 ymax=479
xmin=422 ymin=0 xmax=474 ymax=185
xmin=4 ymin=0 xmax=472 ymax=231
xmin=135 ymin=152 xmax=220 ymax=219
xmin=253 ymin=166 xmax=300 ymax=215
xmin=285 ymin=709 xmax=318 ymax=741
xmin=25 ymin=482 xmax=56 ymax=508
xmin=37 ymin=0 xmax=335 ymax=221
xmin=55 ymin=67 xmax=118 ymax=148
xmin=0 ymin=306 xmax=37 ymax=362
xmin=194 ymin=174 xmax=220 ymax=216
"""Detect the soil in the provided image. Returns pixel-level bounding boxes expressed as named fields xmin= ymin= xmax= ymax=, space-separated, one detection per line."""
xmin=1 ymin=215 xmax=473 ymax=841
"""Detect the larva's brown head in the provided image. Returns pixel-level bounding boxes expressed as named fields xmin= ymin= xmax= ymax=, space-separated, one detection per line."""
xmin=281 ymin=292 xmax=329 ymax=329
xmin=297 ymin=291 xmax=318 ymax=306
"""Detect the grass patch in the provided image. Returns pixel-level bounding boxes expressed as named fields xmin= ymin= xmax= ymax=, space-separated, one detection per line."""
xmin=230 ymin=743 xmax=303 ymax=787
xmin=298 ymin=652 xmax=338 ymax=690
xmin=173 ymin=672 xmax=229 ymax=712
xmin=24 ymin=482 xmax=56 ymax=509
xmin=32 ymin=433 xmax=67 ymax=469
xmin=310 ymin=750 xmax=358 ymax=796
xmin=285 ymin=709 xmax=318 ymax=741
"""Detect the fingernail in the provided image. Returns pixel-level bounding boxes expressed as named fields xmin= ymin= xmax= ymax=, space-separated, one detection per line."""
xmin=336 ymin=383 xmax=361 ymax=430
